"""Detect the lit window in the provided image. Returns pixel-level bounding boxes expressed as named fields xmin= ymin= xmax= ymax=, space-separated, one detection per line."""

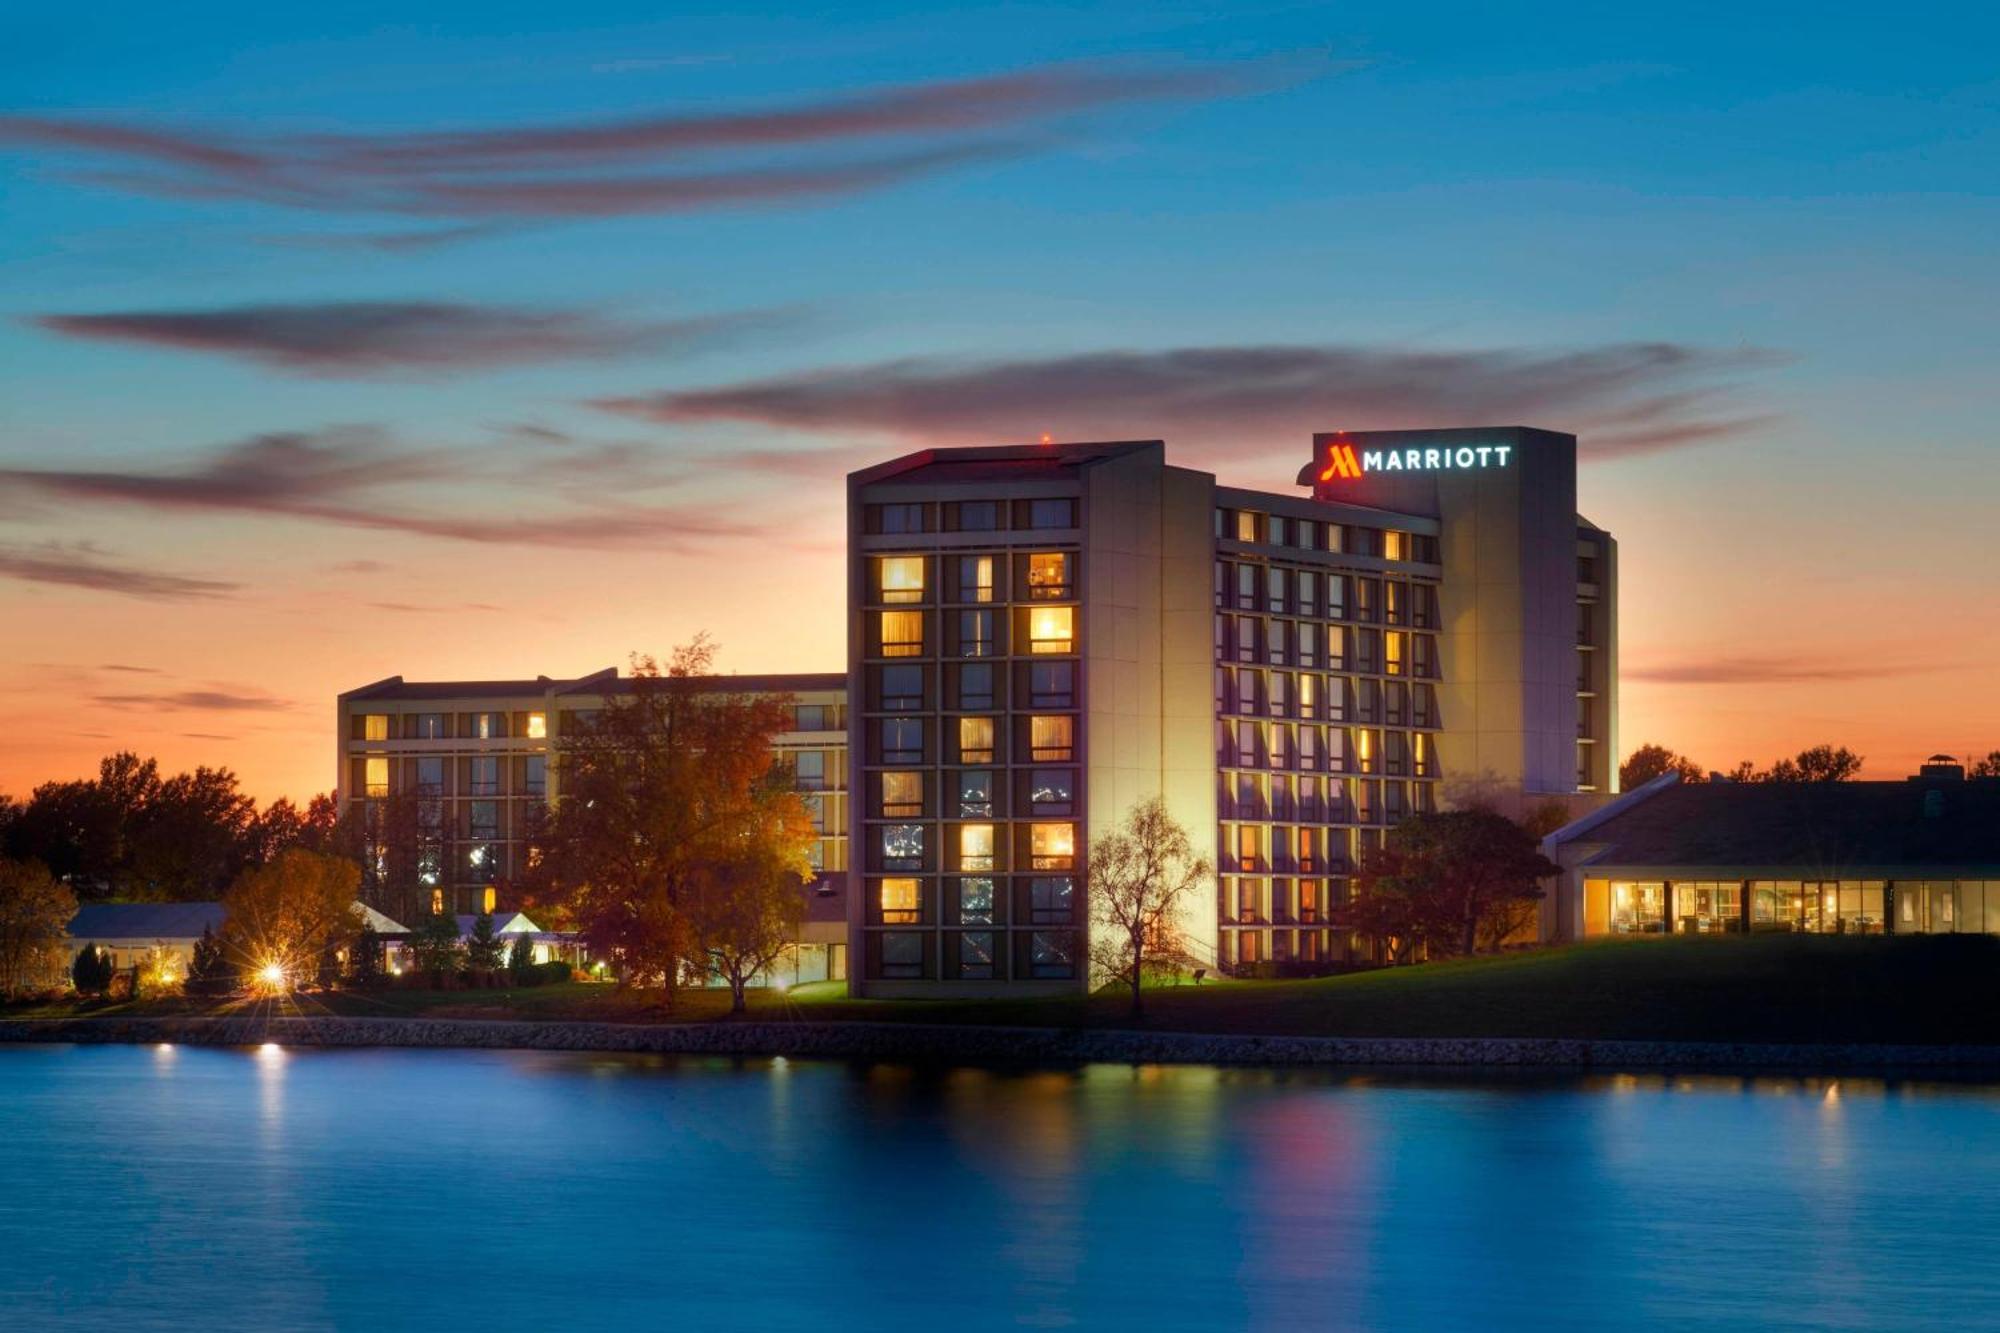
xmin=477 ymin=712 xmax=505 ymax=739
xmin=881 ymin=771 xmax=922 ymax=817
xmin=526 ymin=712 xmax=547 ymax=739
xmin=882 ymin=825 xmax=924 ymax=870
xmin=880 ymin=556 xmax=926 ymax=604
xmin=1031 ymin=823 xmax=1075 ymax=870
xmin=1028 ymin=606 xmax=1074 ymax=654
xmin=1385 ymin=633 xmax=1405 ymax=676
xmin=960 ymin=823 xmax=995 ymax=871
xmin=1026 ymin=552 xmax=1071 ymax=599
xmin=958 ymin=716 xmax=995 ymax=764
xmin=1029 ymin=715 xmax=1074 ymax=761
xmin=431 ymin=888 xmax=445 ymax=915
xmin=956 ymin=556 xmax=994 ymax=603
xmin=362 ymin=714 xmax=390 ymax=741
xmin=880 ymin=878 xmax=920 ymax=924
xmin=1235 ymin=510 xmax=1258 ymax=542
xmin=364 ymin=756 xmax=390 ymax=798
xmin=482 ymin=887 xmax=496 ymax=914
xmin=880 ymin=610 xmax=924 ymax=657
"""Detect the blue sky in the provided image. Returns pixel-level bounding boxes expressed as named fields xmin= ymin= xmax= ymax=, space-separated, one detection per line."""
xmin=2 ymin=0 xmax=1996 ymax=798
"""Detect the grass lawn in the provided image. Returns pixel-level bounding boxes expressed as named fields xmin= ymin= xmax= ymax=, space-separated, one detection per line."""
xmin=11 ymin=934 xmax=2000 ymax=1044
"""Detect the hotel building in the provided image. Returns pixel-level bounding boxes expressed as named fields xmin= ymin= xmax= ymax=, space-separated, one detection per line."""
xmin=337 ymin=426 xmax=1617 ymax=996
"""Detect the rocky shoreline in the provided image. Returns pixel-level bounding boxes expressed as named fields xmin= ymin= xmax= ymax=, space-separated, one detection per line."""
xmin=4 ymin=1014 xmax=2000 ymax=1071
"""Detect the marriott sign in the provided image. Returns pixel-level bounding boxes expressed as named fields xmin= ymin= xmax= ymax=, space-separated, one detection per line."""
xmin=1318 ymin=435 xmax=1515 ymax=480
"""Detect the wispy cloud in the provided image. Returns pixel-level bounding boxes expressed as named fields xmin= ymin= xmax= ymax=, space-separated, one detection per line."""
xmin=596 ymin=341 xmax=1784 ymax=460
xmin=367 ymin=601 xmax=503 ymax=614
xmin=1627 ymin=656 xmax=1952 ymax=685
xmin=31 ymin=301 xmax=778 ymax=377
xmin=92 ymin=688 xmax=293 ymax=712
xmin=0 ymin=541 xmax=238 ymax=600
xmin=0 ymin=426 xmax=760 ymax=550
xmin=0 ymin=60 xmax=1261 ymax=226
xmin=100 ymin=663 xmax=163 ymax=674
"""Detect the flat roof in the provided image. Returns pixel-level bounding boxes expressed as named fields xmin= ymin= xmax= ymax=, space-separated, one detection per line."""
xmin=851 ymin=439 xmax=1163 ymax=487
xmin=345 ymin=670 xmax=846 ymax=703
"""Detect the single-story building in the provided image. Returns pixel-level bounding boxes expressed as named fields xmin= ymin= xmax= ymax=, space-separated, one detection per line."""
xmin=1544 ymin=757 xmax=2000 ymax=939
xmin=65 ymin=901 xmax=411 ymax=982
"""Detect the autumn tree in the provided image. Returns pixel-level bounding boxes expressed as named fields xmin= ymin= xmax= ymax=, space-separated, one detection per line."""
xmin=1337 ymin=809 xmax=1559 ymax=961
xmin=683 ymin=832 xmax=812 ymax=1013
xmin=529 ymin=639 xmax=805 ymax=1005
xmin=1087 ymin=797 xmax=1212 ymax=1012
xmin=220 ymin=848 xmax=362 ymax=989
xmin=1619 ymin=743 xmax=1707 ymax=790
xmin=0 ymin=858 xmax=77 ymax=997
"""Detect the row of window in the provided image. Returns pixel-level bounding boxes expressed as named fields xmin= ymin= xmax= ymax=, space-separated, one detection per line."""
xmin=865 ymin=498 xmax=1077 ymax=536
xmin=870 ymin=714 xmax=1074 ymax=765
xmin=1216 ymin=670 xmax=1440 ymax=727
xmin=872 ymin=928 xmax=1076 ymax=981
xmin=1600 ymin=880 xmax=2000 ymax=936
xmin=870 ymin=821 xmax=1076 ymax=873
xmin=1219 ymin=876 xmax=1359 ymax=924
xmin=1219 ymin=773 xmax=1438 ymax=823
xmin=871 ymin=552 xmax=1073 ymax=605
xmin=864 ymin=660 xmax=1074 ymax=713
xmin=870 ymin=767 xmax=1075 ymax=818
xmin=873 ymin=606 xmax=1076 ymax=659
xmin=361 ymin=754 xmax=548 ymax=799
xmin=355 ymin=711 xmax=546 ymax=742
xmin=1215 ymin=562 xmax=1439 ymax=625
xmin=871 ymin=874 xmax=1077 ymax=926
xmin=1218 ymin=509 xmax=1438 ymax=563
xmin=1216 ymin=616 xmax=1438 ymax=676
xmin=1218 ymin=722 xmax=1436 ymax=777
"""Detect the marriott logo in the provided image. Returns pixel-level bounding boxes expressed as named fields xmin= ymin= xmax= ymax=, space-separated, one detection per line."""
xmin=1319 ymin=437 xmax=1514 ymax=479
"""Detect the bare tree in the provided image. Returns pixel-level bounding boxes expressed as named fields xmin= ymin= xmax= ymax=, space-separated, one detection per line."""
xmin=1087 ymin=796 xmax=1212 ymax=1014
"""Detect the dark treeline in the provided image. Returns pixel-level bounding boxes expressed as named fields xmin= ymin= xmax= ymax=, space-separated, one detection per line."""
xmin=0 ymin=752 xmax=337 ymax=903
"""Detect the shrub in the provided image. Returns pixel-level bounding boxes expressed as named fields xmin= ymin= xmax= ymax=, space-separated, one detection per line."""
xmin=71 ymin=944 xmax=114 ymax=994
xmin=187 ymin=925 xmax=235 ymax=995
xmin=506 ymin=934 xmax=535 ymax=984
xmin=539 ymin=960 xmax=574 ymax=985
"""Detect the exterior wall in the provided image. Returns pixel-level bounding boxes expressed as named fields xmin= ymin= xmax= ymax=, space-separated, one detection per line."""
xmin=1576 ymin=526 xmax=1619 ymax=794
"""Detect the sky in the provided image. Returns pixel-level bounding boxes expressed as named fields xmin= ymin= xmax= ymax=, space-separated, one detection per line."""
xmin=2 ymin=1 xmax=1997 ymax=804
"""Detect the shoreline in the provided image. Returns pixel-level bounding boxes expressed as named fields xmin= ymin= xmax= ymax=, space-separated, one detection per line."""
xmin=5 ymin=1014 xmax=2000 ymax=1072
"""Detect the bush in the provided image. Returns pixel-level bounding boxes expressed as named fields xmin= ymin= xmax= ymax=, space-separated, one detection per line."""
xmin=507 ymin=934 xmax=535 ymax=984
xmin=539 ymin=960 xmax=574 ymax=985
xmin=186 ymin=925 xmax=235 ymax=995
xmin=70 ymin=944 xmax=114 ymax=994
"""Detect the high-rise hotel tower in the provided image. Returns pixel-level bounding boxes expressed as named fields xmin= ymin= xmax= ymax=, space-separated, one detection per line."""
xmin=846 ymin=428 xmax=1616 ymax=996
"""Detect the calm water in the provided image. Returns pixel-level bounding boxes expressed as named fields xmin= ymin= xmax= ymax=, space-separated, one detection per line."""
xmin=4 ymin=1046 xmax=2000 ymax=1331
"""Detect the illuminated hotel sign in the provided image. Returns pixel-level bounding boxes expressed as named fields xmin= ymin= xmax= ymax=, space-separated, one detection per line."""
xmin=1318 ymin=435 xmax=1513 ymax=480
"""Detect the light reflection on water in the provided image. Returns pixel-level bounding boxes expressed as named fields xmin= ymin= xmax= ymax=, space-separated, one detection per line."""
xmin=3 ymin=1046 xmax=1999 ymax=1331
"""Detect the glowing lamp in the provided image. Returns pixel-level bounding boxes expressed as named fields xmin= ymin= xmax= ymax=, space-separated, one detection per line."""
xmin=258 ymin=962 xmax=287 ymax=990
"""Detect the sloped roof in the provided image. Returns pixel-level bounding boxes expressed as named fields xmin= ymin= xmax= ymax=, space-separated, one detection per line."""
xmin=66 ymin=902 xmax=225 ymax=942
xmin=454 ymin=912 xmax=540 ymax=936
xmin=1570 ymin=779 xmax=2000 ymax=874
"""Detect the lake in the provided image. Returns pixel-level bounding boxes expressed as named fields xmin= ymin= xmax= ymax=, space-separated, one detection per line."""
xmin=3 ymin=1044 xmax=1999 ymax=1330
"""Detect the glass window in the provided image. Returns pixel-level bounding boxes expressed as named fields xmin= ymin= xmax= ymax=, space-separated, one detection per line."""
xmin=959 ymin=931 xmax=996 ymax=979
xmin=959 ymin=823 xmax=996 ymax=871
xmin=880 ymin=664 xmax=924 ymax=711
xmin=525 ymin=754 xmax=547 ymax=797
xmin=880 ymin=718 xmax=923 ymax=764
xmin=1028 ymin=606 xmax=1074 ymax=654
xmin=526 ymin=712 xmax=547 ymax=739
xmin=363 ymin=756 xmax=390 ymax=798
xmin=956 ymin=556 xmax=994 ymax=604
xmin=1609 ymin=882 xmax=1668 ymax=933
xmin=881 ymin=771 xmax=922 ymax=817
xmin=880 ymin=931 xmax=924 ymax=977
xmin=880 ymin=610 xmax=924 ymax=657
xmin=468 ymin=755 xmax=500 ymax=795
xmin=954 ymin=500 xmax=1000 ymax=531
xmin=957 ymin=663 xmax=994 ymax=710
xmin=959 ymin=878 xmax=995 ymax=925
xmin=415 ymin=756 xmax=444 ymax=794
xmin=362 ymin=714 xmax=390 ymax=741
xmin=1031 ymin=822 xmax=1075 ymax=870
xmin=877 ymin=503 xmax=925 ymax=535
xmin=1027 ymin=498 xmax=1075 ymax=529
xmin=958 ymin=770 xmax=994 ymax=818
xmin=476 ymin=712 xmax=505 ymax=739
xmin=1026 ymin=552 xmax=1072 ymax=599
xmin=415 ymin=713 xmax=445 ymax=739
xmin=470 ymin=800 xmax=499 ymax=839
xmin=879 ymin=555 xmax=926 ymax=603
xmin=879 ymin=878 xmax=920 ymax=924
xmin=958 ymin=716 xmax=995 ymax=763
xmin=882 ymin=825 xmax=924 ymax=870
xmin=1030 ymin=661 xmax=1074 ymax=708
xmin=1030 ymin=930 xmax=1074 ymax=977
xmin=793 ymin=751 xmax=827 ymax=790
xmin=958 ymin=609 xmax=993 ymax=657
xmin=1030 ymin=715 xmax=1074 ymax=761
xmin=1029 ymin=769 xmax=1074 ymax=814
xmin=794 ymin=704 xmax=835 ymax=731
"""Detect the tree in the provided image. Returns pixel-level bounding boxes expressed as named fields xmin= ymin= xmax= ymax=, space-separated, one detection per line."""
xmin=71 ymin=943 xmax=114 ymax=995
xmin=187 ymin=924 xmax=233 ymax=995
xmin=349 ymin=924 xmax=384 ymax=987
xmin=1337 ymin=809 xmax=1559 ymax=960
xmin=1086 ymin=797 xmax=1213 ymax=1012
xmin=408 ymin=909 xmax=464 ymax=983
xmin=506 ymin=933 xmax=536 ymax=983
xmin=1619 ymin=743 xmax=1707 ymax=790
xmin=466 ymin=912 xmax=504 ymax=973
xmin=1731 ymin=744 xmax=1865 ymax=783
xmin=245 ymin=793 xmax=341 ymax=863
xmin=682 ymin=832 xmax=812 ymax=1014
xmin=220 ymin=848 xmax=362 ymax=990
xmin=0 ymin=858 xmax=76 ymax=997
xmin=529 ymin=639 xmax=805 ymax=1003
xmin=1973 ymin=751 xmax=2000 ymax=779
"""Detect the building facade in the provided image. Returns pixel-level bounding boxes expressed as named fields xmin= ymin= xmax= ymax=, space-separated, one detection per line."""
xmin=338 ymin=425 xmax=1617 ymax=998
xmin=334 ymin=669 xmax=850 ymax=982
